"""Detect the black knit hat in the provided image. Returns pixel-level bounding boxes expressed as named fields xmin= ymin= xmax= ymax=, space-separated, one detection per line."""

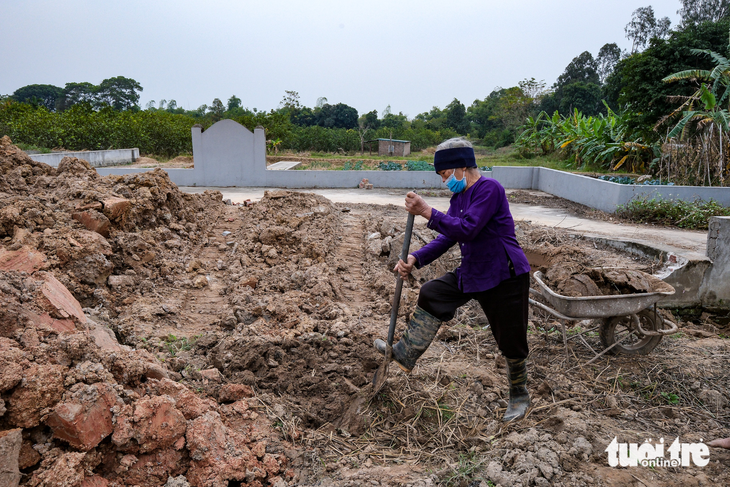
xmin=433 ymin=147 xmax=477 ymax=173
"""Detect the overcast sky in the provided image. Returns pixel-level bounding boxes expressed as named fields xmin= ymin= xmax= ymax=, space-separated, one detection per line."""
xmin=2 ymin=0 xmax=682 ymax=118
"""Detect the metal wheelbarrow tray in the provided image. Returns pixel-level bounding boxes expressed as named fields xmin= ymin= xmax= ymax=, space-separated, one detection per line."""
xmin=530 ymin=270 xmax=678 ymax=359
xmin=531 ymin=271 xmax=675 ymax=319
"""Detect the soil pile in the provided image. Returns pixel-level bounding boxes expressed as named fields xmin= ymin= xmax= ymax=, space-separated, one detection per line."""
xmin=0 ymin=137 xmax=293 ymax=487
xmin=1 ymin=137 xmax=728 ymax=486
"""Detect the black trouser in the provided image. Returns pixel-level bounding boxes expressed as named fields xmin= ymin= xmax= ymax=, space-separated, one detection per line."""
xmin=417 ymin=271 xmax=530 ymax=360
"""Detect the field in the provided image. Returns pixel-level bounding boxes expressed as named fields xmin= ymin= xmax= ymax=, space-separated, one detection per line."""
xmin=1 ymin=136 xmax=729 ymax=487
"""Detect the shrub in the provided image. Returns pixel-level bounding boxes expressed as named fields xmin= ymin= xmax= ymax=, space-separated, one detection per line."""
xmin=616 ymin=196 xmax=730 ymax=229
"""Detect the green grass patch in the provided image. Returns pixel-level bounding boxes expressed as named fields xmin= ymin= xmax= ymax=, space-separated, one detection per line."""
xmin=616 ymin=196 xmax=730 ymax=230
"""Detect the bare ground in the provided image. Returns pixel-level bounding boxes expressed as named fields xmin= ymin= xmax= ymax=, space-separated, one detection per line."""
xmin=1 ymin=136 xmax=729 ymax=487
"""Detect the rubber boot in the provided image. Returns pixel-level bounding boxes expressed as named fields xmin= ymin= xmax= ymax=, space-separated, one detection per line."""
xmin=373 ymin=306 xmax=441 ymax=373
xmin=503 ymin=357 xmax=530 ymax=422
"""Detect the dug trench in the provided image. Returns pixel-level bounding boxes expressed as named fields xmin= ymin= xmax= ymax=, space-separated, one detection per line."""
xmin=1 ymin=136 xmax=730 ymax=486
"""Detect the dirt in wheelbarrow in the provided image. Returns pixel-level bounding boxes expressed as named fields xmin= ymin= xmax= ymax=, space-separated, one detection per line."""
xmin=1 ymin=136 xmax=729 ymax=487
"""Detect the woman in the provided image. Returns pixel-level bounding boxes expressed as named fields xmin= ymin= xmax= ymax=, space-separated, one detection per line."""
xmin=373 ymin=138 xmax=532 ymax=422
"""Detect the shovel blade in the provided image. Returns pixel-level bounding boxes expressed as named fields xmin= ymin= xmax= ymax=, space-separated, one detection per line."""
xmin=371 ymin=346 xmax=392 ymax=394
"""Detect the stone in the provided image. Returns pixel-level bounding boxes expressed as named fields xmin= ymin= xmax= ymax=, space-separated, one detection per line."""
xmin=108 ymin=275 xmax=135 ymax=289
xmin=0 ymin=429 xmax=22 ymax=487
xmin=165 ymin=476 xmax=191 ymax=487
xmin=46 ymin=383 xmax=120 ymax=451
xmin=85 ymin=317 xmax=123 ymax=351
xmin=28 ymin=451 xmax=85 ymax=487
xmin=0 ymin=398 xmax=5 ymax=417
xmin=6 ymin=363 xmax=66 ymax=428
xmin=200 ymin=368 xmax=222 ymax=383
xmin=101 ymin=196 xmax=131 ymax=221
xmin=0 ymin=247 xmax=46 ymax=273
xmin=219 ymin=384 xmax=254 ymax=403
xmin=193 ymin=275 xmax=208 ymax=288
xmin=186 ymin=411 xmax=265 ymax=486
xmin=144 ymin=363 xmax=171 ymax=381
xmin=37 ymin=271 xmax=86 ymax=324
xmin=81 ymin=475 xmax=109 ymax=487
xmin=147 ymin=379 xmax=215 ymax=420
xmin=72 ymin=210 xmax=111 ymax=238
xmin=112 ymin=396 xmax=187 ymax=453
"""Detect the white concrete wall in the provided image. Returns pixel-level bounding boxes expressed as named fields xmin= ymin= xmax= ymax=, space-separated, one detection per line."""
xmin=29 ymin=148 xmax=140 ymax=167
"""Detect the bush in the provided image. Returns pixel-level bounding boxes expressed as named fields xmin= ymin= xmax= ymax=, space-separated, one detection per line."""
xmin=406 ymin=160 xmax=433 ymax=171
xmin=379 ymin=161 xmax=403 ymax=171
xmin=616 ymin=196 xmax=730 ymax=230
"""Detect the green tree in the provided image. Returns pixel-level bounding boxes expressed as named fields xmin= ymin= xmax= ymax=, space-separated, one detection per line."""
xmin=315 ymin=103 xmax=358 ymax=129
xmin=96 ymin=76 xmax=142 ymax=110
xmin=604 ymin=18 xmax=730 ymax=137
xmin=362 ymin=110 xmax=380 ymax=130
xmin=625 ymin=6 xmax=672 ymax=54
xmin=597 ymin=43 xmax=623 ymax=83
xmin=62 ymin=82 xmax=97 ymax=110
xmin=12 ymin=84 xmax=64 ymax=111
xmin=445 ymin=98 xmax=469 ymax=134
xmin=227 ymin=95 xmax=242 ymax=111
xmin=678 ymin=0 xmax=730 ymax=26
xmin=209 ymin=98 xmax=225 ymax=122
xmin=544 ymin=52 xmax=603 ymax=116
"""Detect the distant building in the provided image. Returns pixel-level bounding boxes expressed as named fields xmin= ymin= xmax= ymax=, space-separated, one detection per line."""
xmin=368 ymin=138 xmax=411 ymax=157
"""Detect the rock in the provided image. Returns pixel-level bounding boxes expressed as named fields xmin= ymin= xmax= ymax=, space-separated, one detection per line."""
xmin=0 ymin=429 xmax=22 ymax=487
xmin=165 ymin=476 xmax=191 ymax=487
xmin=200 ymin=368 xmax=222 ymax=383
xmin=0 ymin=247 xmax=47 ymax=273
xmin=72 ymin=210 xmax=111 ymax=237
xmin=46 ymin=382 xmax=121 ymax=451
xmin=219 ymin=384 xmax=254 ymax=403
xmin=6 ymin=363 xmax=66 ymax=428
xmin=81 ymin=475 xmax=109 ymax=487
xmin=101 ymin=196 xmax=131 ymax=221
xmin=569 ymin=436 xmax=593 ymax=461
xmin=122 ymin=448 xmax=187 ymax=486
xmin=186 ymin=411 xmax=265 ymax=486
xmin=27 ymin=451 xmax=85 ymax=487
xmin=112 ymin=396 xmax=187 ymax=453
xmin=0 ymin=398 xmax=5 ymax=417
xmin=85 ymin=317 xmax=123 ymax=351
xmin=366 ymin=233 xmax=383 ymax=256
xmin=36 ymin=271 xmax=86 ymax=324
xmin=193 ymin=275 xmax=208 ymax=288
xmin=108 ymin=275 xmax=135 ymax=289
xmin=147 ymin=378 xmax=215 ymax=420
xmin=144 ymin=363 xmax=171 ymax=381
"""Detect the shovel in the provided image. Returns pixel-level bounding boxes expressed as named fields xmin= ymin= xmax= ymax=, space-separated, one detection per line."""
xmin=372 ymin=211 xmax=415 ymax=394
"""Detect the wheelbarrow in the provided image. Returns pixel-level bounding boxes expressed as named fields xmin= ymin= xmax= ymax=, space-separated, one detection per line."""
xmin=529 ymin=271 xmax=678 ymax=363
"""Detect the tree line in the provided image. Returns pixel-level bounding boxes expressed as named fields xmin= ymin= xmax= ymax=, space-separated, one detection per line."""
xmin=1 ymin=0 xmax=728 ymax=165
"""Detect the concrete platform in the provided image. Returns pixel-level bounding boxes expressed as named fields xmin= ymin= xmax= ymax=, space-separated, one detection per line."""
xmin=266 ymin=161 xmax=301 ymax=170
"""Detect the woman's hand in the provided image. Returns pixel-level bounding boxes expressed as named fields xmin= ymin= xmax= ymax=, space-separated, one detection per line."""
xmin=393 ymin=254 xmax=417 ymax=279
xmin=405 ymin=192 xmax=432 ymax=219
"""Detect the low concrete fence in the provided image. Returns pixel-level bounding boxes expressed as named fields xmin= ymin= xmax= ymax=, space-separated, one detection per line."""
xmin=28 ymin=148 xmax=139 ymax=168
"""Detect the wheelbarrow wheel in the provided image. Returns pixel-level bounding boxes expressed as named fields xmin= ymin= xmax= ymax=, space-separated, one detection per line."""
xmin=599 ymin=309 xmax=663 ymax=356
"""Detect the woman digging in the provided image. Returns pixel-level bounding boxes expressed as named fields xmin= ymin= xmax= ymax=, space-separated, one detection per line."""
xmin=373 ymin=138 xmax=532 ymax=422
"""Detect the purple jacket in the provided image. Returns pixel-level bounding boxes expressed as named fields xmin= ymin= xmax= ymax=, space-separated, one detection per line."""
xmin=411 ymin=176 xmax=530 ymax=293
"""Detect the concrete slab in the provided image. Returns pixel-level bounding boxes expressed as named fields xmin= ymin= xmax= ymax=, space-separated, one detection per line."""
xmin=266 ymin=161 xmax=301 ymax=170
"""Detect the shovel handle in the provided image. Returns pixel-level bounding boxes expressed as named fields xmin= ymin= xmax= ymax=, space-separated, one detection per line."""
xmin=387 ymin=212 xmax=415 ymax=346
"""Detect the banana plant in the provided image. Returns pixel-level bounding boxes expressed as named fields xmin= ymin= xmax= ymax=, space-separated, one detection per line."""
xmin=662 ymin=25 xmax=730 ymax=184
